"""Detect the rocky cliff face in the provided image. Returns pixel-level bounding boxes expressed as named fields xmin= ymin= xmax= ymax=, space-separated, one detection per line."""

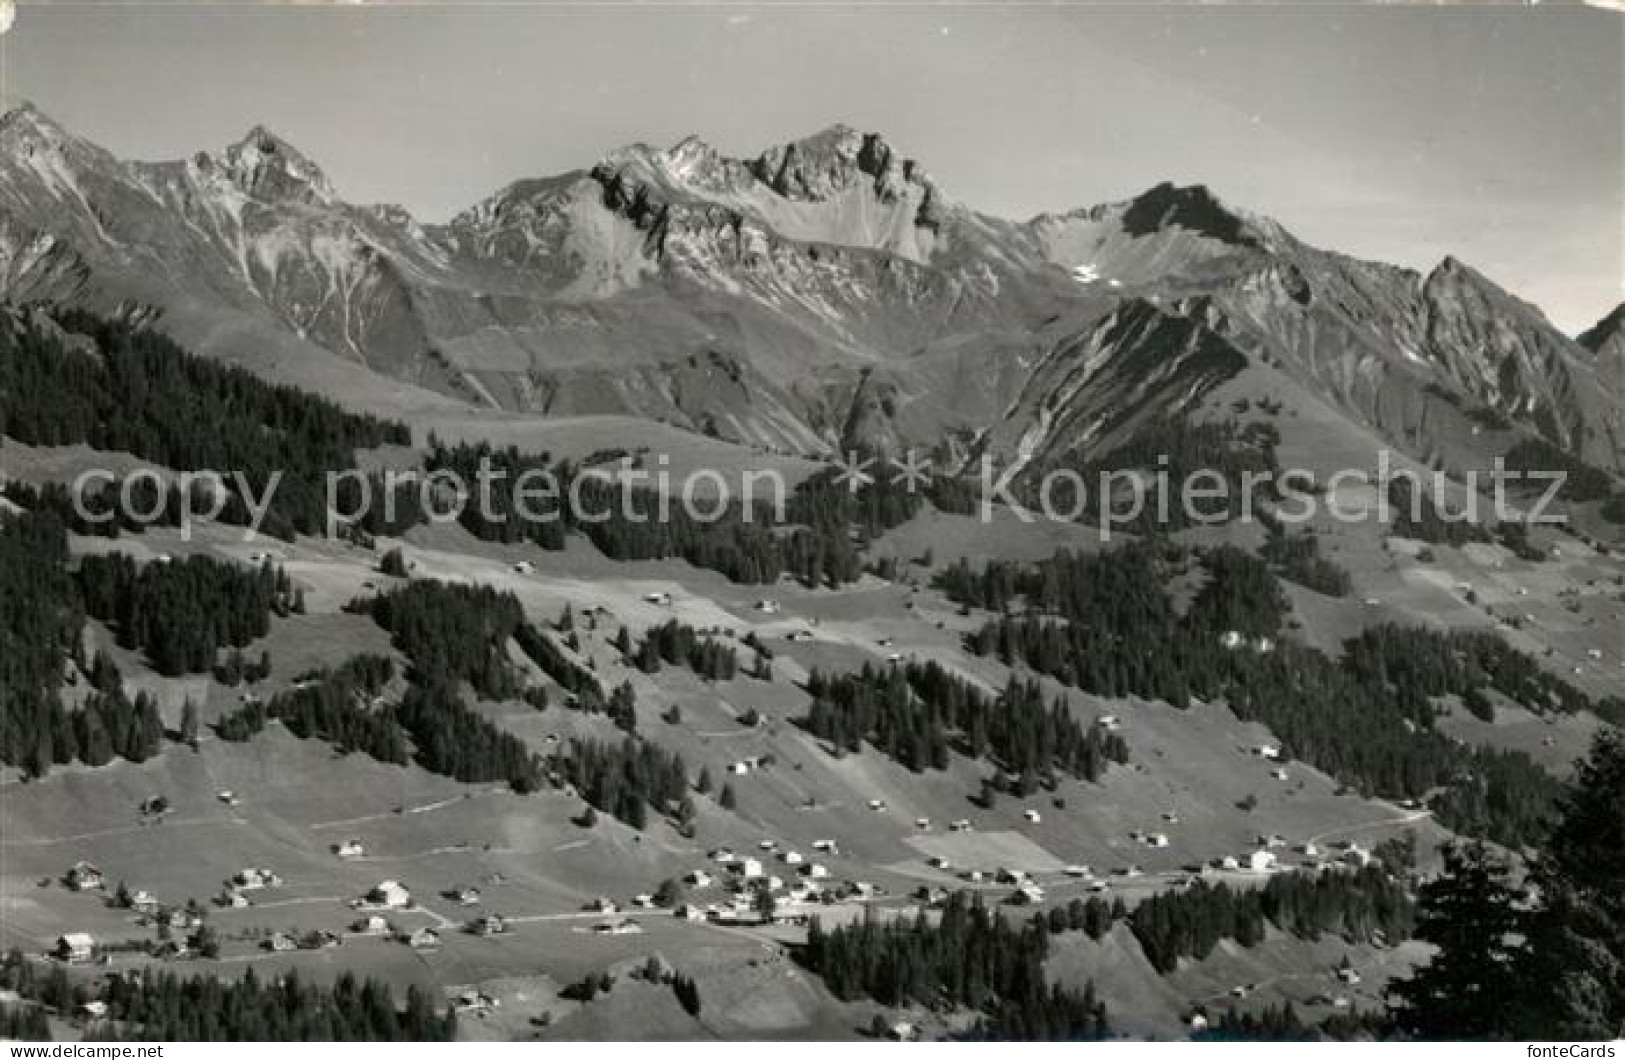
xmin=1578 ymin=303 xmax=1625 ymax=390
xmin=1 ymin=103 xmax=1619 ymax=477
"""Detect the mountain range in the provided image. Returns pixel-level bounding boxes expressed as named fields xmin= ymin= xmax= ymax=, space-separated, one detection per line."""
xmin=1 ymin=102 xmax=1621 ymax=477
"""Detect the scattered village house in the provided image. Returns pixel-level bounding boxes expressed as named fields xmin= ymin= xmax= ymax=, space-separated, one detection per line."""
xmin=55 ymin=933 xmax=95 ymax=964
xmin=158 ymin=907 xmax=197 ymax=931
xmin=360 ymin=880 xmax=411 ymax=909
xmin=65 ymin=861 xmax=104 ymax=892
xmin=593 ymin=919 xmax=641 ymax=935
xmin=233 ymin=867 xmax=280 ymax=890
xmin=454 ymin=990 xmax=500 ymax=1014
xmin=353 ymin=915 xmax=392 ymax=936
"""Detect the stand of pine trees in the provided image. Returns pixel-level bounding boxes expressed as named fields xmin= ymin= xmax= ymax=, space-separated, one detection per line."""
xmin=1 ymin=510 xmax=167 ymax=774
xmin=1129 ymin=866 xmax=1414 ymax=974
xmin=801 ymin=660 xmax=1128 ymax=783
xmin=1342 ymin=623 xmax=1609 ymax=720
xmin=1391 ymin=729 xmax=1625 ymax=1041
xmin=553 ymin=735 xmax=693 ymax=831
xmin=421 ymin=442 xmax=932 ymax=587
xmin=571 ymin=470 xmax=863 ymax=586
xmin=944 ymin=543 xmax=1578 ymax=847
xmin=1385 ymin=477 xmax=1491 ymax=547
xmin=216 ymin=579 xmax=549 ymax=791
xmin=1018 ymin=419 xmax=1281 ymax=534
xmin=0 ymin=1000 xmax=50 ymax=1040
xmin=514 ymin=623 xmax=636 ymax=729
xmin=354 ymin=580 xmax=524 ymax=698
xmin=670 ymin=973 xmax=702 ymax=1017
xmin=66 ymin=651 xmax=166 ymax=768
xmin=784 ymin=464 xmax=927 ymax=542
xmin=516 ymin=621 xmax=602 ymax=698
xmin=78 ymin=553 xmax=297 ymax=677
xmin=0 ymin=309 xmax=409 ymax=540
xmin=218 ymin=649 xmax=542 ymax=792
xmin=1258 ymin=527 xmax=1353 ymax=597
xmin=0 ymin=310 xmax=934 ymax=593
xmin=801 ymin=893 xmax=1110 ymax=1041
xmin=633 ymin=620 xmax=739 ymax=681
xmin=1501 ymin=438 xmax=1617 ymax=503
xmin=216 ymin=655 xmax=406 ymax=763
xmin=2 ymin=508 xmax=87 ymax=771
xmin=395 ymin=680 xmax=542 ymax=791
xmin=422 ymin=441 xmax=569 ymax=550
xmin=345 ymin=582 xmax=546 ymax=790
xmin=1 ymin=478 xmax=189 ymax=539
xmin=1040 ymin=895 xmax=1126 ymax=941
xmin=0 ymin=949 xmax=453 ymax=1041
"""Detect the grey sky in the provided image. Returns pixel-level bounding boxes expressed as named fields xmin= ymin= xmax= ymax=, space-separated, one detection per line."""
xmin=1 ymin=1 xmax=1620 ymax=331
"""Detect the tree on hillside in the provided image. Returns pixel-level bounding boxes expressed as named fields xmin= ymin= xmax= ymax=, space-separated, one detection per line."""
xmin=1520 ymin=729 xmax=1625 ymax=1039
xmin=379 ymin=548 xmax=408 ymax=578
xmin=178 ymin=699 xmax=201 ymax=750
xmin=1388 ymin=842 xmax=1527 ymax=1040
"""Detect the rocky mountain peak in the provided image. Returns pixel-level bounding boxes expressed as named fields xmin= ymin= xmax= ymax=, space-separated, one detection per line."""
xmin=205 ymin=124 xmax=336 ymax=203
xmin=592 ymin=135 xmax=753 ymax=199
xmin=665 ymin=133 xmax=720 ymax=173
xmin=1576 ymin=301 xmax=1625 ymax=382
xmin=1120 ymin=181 xmax=1264 ymax=248
xmin=1577 ymin=301 xmax=1625 ymax=352
xmin=0 ymin=102 xmax=92 ymax=165
xmin=0 ymin=101 xmax=67 ymax=144
xmin=1427 ymin=254 xmax=1478 ymax=285
xmin=1422 ymin=254 xmax=1547 ymax=322
xmin=748 ymin=125 xmax=934 ymax=207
